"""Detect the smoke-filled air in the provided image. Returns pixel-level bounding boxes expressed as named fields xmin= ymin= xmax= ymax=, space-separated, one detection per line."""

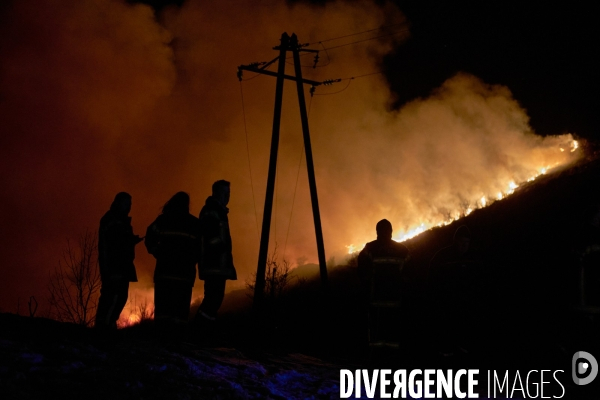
xmin=0 ymin=0 xmax=580 ymax=311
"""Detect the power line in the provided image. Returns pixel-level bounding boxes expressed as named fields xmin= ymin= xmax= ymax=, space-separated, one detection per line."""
xmin=313 ymin=79 xmax=353 ymax=96
xmin=287 ymin=29 xmax=406 ymax=70
xmin=321 ymin=29 xmax=408 ymax=51
xmin=309 ymin=71 xmax=383 ymax=96
xmin=283 ymin=96 xmax=313 ymax=260
xmin=308 ymin=22 xmax=407 ymax=45
xmin=341 ymin=71 xmax=384 ymax=80
xmin=239 ymin=81 xmax=260 ymax=243
xmin=241 ymin=72 xmax=266 ymax=81
xmin=318 ymin=42 xmax=332 ymax=67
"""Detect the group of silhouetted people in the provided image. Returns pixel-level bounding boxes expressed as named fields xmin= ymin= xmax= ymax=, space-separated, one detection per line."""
xmin=94 ymin=180 xmax=236 ymax=340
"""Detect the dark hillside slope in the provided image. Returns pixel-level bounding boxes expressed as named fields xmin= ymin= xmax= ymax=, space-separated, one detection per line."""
xmin=2 ymin=153 xmax=599 ymax=399
xmin=227 ymin=152 xmax=600 ymax=367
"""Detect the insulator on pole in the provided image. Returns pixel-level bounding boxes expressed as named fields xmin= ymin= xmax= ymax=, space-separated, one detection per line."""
xmin=323 ymin=78 xmax=342 ymax=86
xmin=313 ymin=53 xmax=320 ymax=69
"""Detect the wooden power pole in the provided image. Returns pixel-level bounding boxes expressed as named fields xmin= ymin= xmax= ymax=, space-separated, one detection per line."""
xmin=239 ymin=33 xmax=331 ymax=308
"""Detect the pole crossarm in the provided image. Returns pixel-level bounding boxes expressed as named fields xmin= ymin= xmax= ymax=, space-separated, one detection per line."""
xmin=239 ymin=39 xmax=337 ymax=85
xmin=238 ymin=64 xmax=323 ymax=86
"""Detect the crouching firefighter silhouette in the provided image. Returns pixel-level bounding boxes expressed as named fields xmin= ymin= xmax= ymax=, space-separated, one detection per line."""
xmin=145 ymin=192 xmax=200 ymax=331
xmin=193 ymin=180 xmax=237 ymax=332
xmin=96 ymin=192 xmax=143 ymax=329
xmin=357 ymin=219 xmax=409 ymax=351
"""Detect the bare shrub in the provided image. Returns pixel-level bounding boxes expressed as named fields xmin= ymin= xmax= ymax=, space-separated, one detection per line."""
xmin=247 ymin=244 xmax=294 ymax=301
xmin=48 ymin=229 xmax=101 ymax=326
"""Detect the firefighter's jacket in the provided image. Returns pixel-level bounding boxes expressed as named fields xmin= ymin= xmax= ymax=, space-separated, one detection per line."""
xmin=98 ymin=210 xmax=138 ymax=282
xmin=357 ymin=239 xmax=409 ymax=301
xmin=145 ymin=212 xmax=200 ymax=285
xmin=198 ymin=196 xmax=237 ymax=281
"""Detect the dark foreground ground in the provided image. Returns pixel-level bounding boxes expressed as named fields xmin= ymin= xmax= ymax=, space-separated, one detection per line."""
xmin=0 ymin=306 xmax=598 ymax=399
xmin=0 ymin=312 xmax=346 ymax=399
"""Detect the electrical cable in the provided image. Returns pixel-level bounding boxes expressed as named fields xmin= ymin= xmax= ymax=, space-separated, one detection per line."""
xmin=310 ymin=71 xmax=383 ymax=96
xmin=319 ymin=42 xmax=332 ymax=67
xmin=283 ymin=95 xmax=313 ymax=260
xmin=286 ymin=27 xmax=406 ymax=67
xmin=321 ymin=30 xmax=407 ymax=51
xmin=341 ymin=71 xmax=383 ymax=80
xmin=241 ymin=72 xmax=265 ymax=81
xmin=313 ymin=79 xmax=352 ymax=96
xmin=239 ymin=81 xmax=261 ymax=243
xmin=308 ymin=22 xmax=407 ymax=45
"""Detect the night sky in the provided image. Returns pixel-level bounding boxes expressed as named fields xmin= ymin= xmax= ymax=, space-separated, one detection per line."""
xmin=384 ymin=1 xmax=598 ymax=140
xmin=0 ymin=0 xmax=596 ymax=313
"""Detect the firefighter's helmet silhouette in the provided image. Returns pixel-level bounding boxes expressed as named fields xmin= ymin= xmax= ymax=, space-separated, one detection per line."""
xmin=193 ymin=180 xmax=237 ymax=330
xmin=95 ymin=192 xmax=143 ymax=329
xmin=145 ymin=192 xmax=200 ymax=328
xmin=358 ymin=219 xmax=409 ymax=349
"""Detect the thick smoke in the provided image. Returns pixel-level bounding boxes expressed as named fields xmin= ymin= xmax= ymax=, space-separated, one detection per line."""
xmin=0 ymin=0 xmax=577 ymax=311
xmin=311 ymin=73 xmax=577 ymax=251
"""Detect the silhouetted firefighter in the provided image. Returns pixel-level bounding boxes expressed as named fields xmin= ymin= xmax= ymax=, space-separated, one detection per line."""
xmin=145 ymin=192 xmax=200 ymax=333
xmin=429 ymin=225 xmax=481 ymax=356
xmin=95 ymin=192 xmax=143 ymax=329
xmin=193 ymin=180 xmax=237 ymax=331
xmin=357 ymin=219 xmax=409 ymax=351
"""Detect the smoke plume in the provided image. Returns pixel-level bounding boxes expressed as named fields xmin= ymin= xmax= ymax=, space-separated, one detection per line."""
xmin=0 ymin=0 xmax=578 ymax=311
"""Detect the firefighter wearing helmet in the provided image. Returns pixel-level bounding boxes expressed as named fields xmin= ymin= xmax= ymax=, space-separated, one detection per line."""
xmin=193 ymin=180 xmax=237 ymax=329
xmin=358 ymin=219 xmax=409 ymax=282
xmin=358 ymin=219 xmax=410 ymax=348
xmin=145 ymin=192 xmax=200 ymax=330
xmin=96 ymin=192 xmax=143 ymax=329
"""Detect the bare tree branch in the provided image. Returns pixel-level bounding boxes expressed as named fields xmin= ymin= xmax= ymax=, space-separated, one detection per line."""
xmin=48 ymin=229 xmax=101 ymax=326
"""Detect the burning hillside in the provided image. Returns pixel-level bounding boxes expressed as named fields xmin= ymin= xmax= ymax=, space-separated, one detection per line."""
xmin=347 ymin=137 xmax=581 ymax=253
xmin=0 ymin=0 xmax=589 ymax=315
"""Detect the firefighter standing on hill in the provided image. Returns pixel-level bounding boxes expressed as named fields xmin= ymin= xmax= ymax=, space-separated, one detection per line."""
xmin=357 ymin=219 xmax=410 ymax=282
xmin=357 ymin=219 xmax=410 ymax=347
xmin=96 ymin=192 xmax=143 ymax=329
xmin=145 ymin=192 xmax=200 ymax=330
xmin=193 ymin=180 xmax=237 ymax=328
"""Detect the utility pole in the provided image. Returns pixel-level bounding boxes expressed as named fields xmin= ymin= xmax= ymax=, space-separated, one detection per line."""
xmin=239 ymin=33 xmax=333 ymax=308
xmin=290 ymin=34 xmax=328 ymax=291
xmin=252 ymin=32 xmax=289 ymax=308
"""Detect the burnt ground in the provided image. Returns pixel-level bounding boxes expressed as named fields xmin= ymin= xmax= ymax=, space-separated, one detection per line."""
xmin=3 ymin=149 xmax=600 ymax=399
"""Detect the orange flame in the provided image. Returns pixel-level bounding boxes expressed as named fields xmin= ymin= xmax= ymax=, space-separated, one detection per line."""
xmin=346 ymin=139 xmax=581 ymax=254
